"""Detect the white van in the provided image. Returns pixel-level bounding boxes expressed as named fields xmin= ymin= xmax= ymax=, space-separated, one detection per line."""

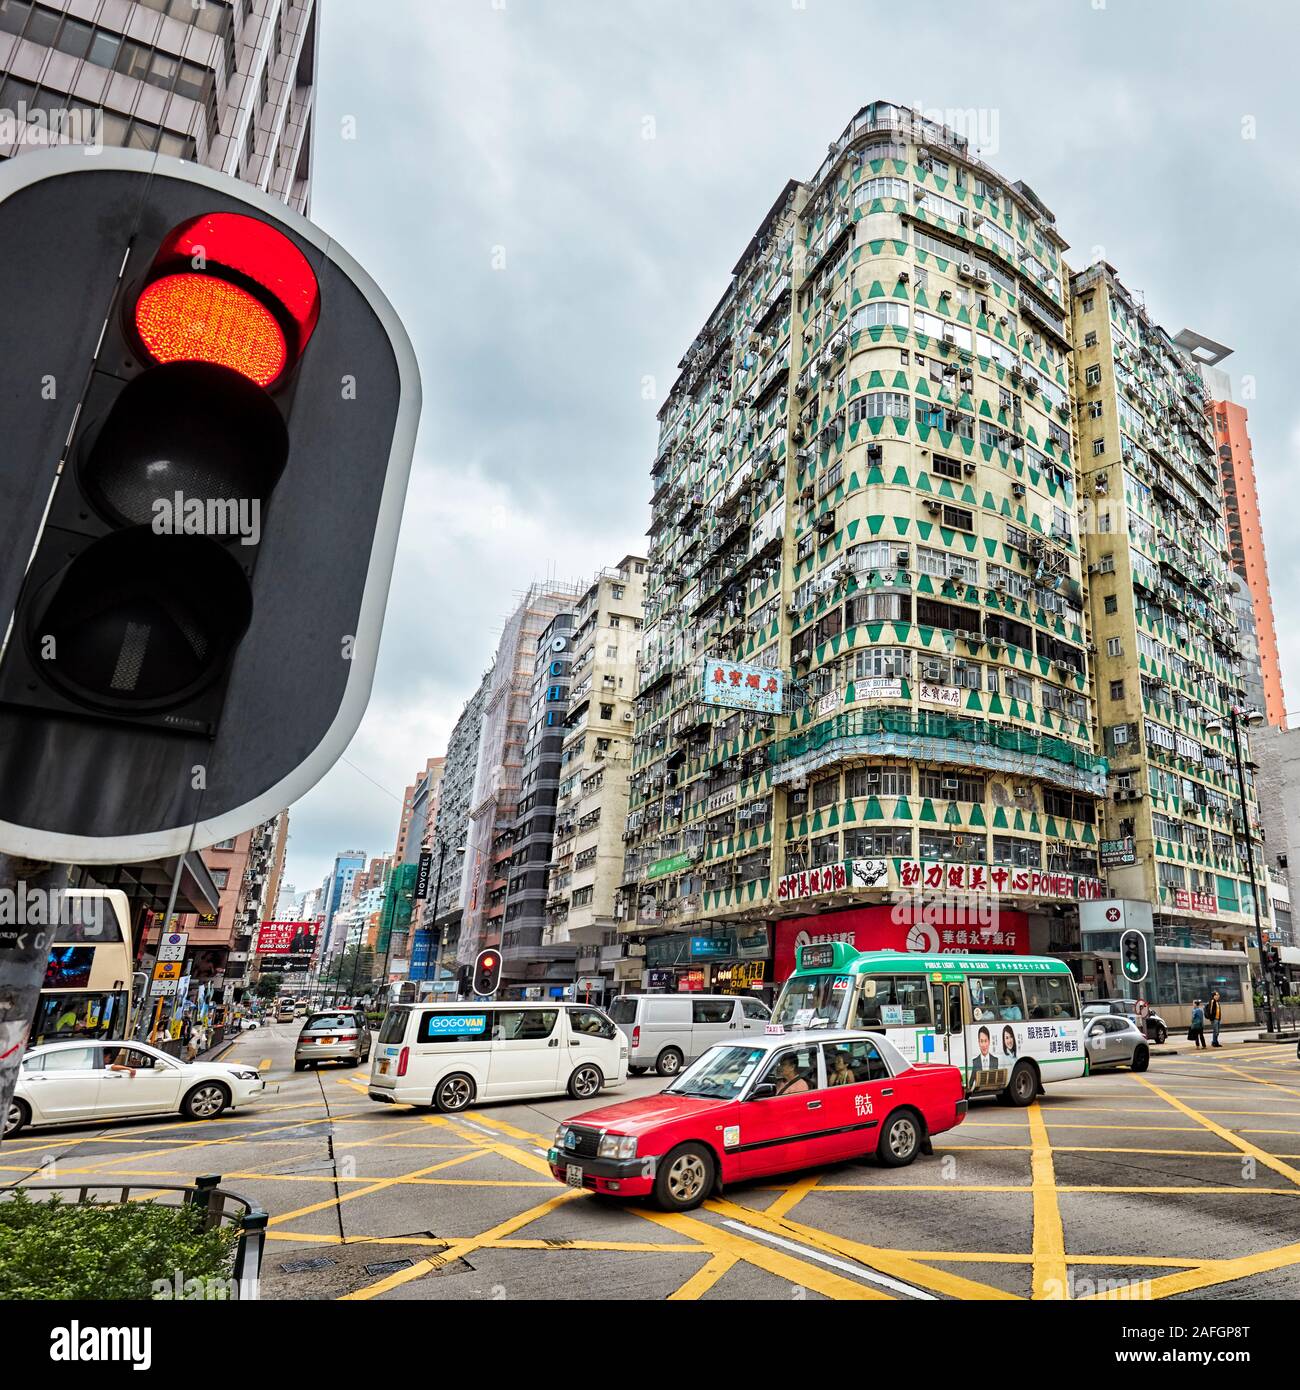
xmin=607 ymin=993 xmax=771 ymax=1076
xmin=368 ymin=1002 xmax=628 ymax=1113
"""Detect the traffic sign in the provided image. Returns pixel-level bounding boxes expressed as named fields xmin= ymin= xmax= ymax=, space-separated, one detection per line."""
xmin=157 ymin=932 xmax=188 ymax=962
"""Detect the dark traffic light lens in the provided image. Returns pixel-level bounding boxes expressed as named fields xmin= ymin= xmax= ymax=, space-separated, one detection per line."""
xmin=29 ymin=529 xmax=253 ymax=712
xmin=79 ymin=362 xmax=288 ymax=531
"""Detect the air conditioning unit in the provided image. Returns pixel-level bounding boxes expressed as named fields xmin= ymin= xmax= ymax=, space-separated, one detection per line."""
xmin=786 ymin=599 xmax=801 ymax=615
xmin=1013 ymin=785 xmax=1030 ymax=799
xmin=924 ymin=498 xmax=943 ymax=514
xmin=924 ymin=661 xmax=944 ymax=680
xmin=963 ymin=461 xmax=977 ymax=475
xmin=913 ymin=186 xmax=927 ymax=202
xmin=1011 ymin=481 xmax=1026 ymax=497
xmin=896 ymin=549 xmax=911 ymax=569
xmin=942 ymin=777 xmax=960 ymax=791
xmin=991 ymin=575 xmax=1006 ymax=590
xmin=622 ymin=711 xmax=635 ymax=723
xmin=956 ymin=629 xmax=971 ymax=642
xmin=974 ymin=268 xmax=991 ymax=285
xmin=957 ymin=261 xmax=976 ymax=282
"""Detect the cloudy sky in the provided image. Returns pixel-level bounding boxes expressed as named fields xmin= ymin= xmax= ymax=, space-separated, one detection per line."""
xmin=280 ymin=0 xmax=1300 ymax=895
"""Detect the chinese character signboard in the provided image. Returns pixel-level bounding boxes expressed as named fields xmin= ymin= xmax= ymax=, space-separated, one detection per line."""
xmin=776 ymin=858 xmax=1102 ymax=905
xmin=647 ymin=853 xmax=692 ymax=881
xmin=918 ymin=682 xmax=962 ymax=709
xmin=777 ymin=859 xmax=888 ymax=903
xmin=256 ymin=920 xmax=322 ymax=955
xmin=700 ymin=660 xmax=783 ymax=714
xmin=1173 ymin=888 xmax=1218 ymax=914
xmin=1100 ymin=837 xmax=1136 ymax=867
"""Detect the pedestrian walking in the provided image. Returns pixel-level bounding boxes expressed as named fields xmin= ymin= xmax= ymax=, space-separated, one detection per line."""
xmin=1188 ymin=999 xmax=1207 ymax=1049
xmin=1207 ymin=990 xmax=1223 ymax=1047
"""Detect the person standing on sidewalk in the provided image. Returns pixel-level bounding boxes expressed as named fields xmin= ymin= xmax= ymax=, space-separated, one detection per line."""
xmin=1188 ymin=1000 xmax=1207 ymax=1049
xmin=1207 ymin=991 xmax=1223 ymax=1047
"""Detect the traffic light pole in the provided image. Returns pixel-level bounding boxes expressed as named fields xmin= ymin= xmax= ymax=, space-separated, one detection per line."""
xmin=1225 ymin=709 xmax=1275 ymax=1035
xmin=0 ymin=855 xmax=70 ymax=1148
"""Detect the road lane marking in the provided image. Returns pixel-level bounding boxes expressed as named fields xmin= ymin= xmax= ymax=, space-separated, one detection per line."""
xmin=267 ymin=1149 xmax=485 ymax=1225
xmin=1027 ymin=1105 xmax=1067 ymax=1301
xmin=668 ymin=1252 xmax=739 ymax=1299
xmin=1079 ymin=1237 xmax=1300 ymax=1301
xmin=722 ymin=1218 xmax=935 ymax=1299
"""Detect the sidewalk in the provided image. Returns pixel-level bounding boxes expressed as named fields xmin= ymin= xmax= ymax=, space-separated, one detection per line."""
xmin=1150 ymin=1024 xmax=1296 ymax=1057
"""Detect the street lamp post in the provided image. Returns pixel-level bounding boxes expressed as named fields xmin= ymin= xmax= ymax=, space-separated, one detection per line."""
xmin=1206 ymin=706 xmax=1274 ymax=1035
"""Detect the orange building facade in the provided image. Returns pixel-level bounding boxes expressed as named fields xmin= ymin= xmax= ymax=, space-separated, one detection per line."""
xmin=1211 ymin=398 xmax=1285 ymax=726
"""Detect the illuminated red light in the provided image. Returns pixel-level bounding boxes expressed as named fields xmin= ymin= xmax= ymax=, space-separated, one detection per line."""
xmin=135 ymin=274 xmax=287 ymax=387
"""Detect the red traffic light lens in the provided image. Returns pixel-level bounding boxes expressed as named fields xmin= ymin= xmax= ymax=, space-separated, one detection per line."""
xmin=135 ymin=274 xmax=287 ymax=387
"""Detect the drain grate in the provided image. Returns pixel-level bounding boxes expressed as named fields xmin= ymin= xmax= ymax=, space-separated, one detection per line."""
xmin=280 ymin=1257 xmax=338 ymax=1274
xmin=363 ymin=1258 xmax=415 ymax=1277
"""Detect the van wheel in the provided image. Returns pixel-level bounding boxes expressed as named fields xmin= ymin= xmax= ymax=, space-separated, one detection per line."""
xmin=877 ymin=1110 xmax=922 ymax=1167
xmin=655 ymin=1047 xmax=684 ymax=1077
xmin=4 ymin=1098 xmax=29 ymax=1138
xmin=568 ymin=1064 xmax=603 ymax=1100
xmin=1130 ymin=1045 xmax=1150 ymax=1073
xmin=654 ymin=1142 xmax=714 ymax=1211
xmin=434 ymin=1073 xmax=474 ymax=1113
xmin=1003 ymin=1061 xmax=1038 ymax=1107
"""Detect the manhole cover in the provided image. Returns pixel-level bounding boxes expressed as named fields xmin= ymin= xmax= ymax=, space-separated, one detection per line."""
xmin=280 ymin=1257 xmax=338 ymax=1274
xmin=363 ymin=1258 xmax=415 ymax=1277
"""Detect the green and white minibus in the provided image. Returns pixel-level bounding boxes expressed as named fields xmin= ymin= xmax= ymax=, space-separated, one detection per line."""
xmin=771 ymin=943 xmax=1085 ymax=1105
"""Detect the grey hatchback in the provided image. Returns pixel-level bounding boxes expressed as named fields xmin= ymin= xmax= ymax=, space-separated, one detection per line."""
xmin=1083 ymin=1013 xmax=1149 ymax=1073
xmin=294 ymin=1010 xmax=372 ymax=1071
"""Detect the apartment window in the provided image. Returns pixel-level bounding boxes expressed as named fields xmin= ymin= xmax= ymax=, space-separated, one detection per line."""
xmin=812 ymin=776 xmax=839 ymax=809
xmin=1106 ymin=637 xmax=1122 ymax=657
xmin=1080 ymin=294 xmax=1095 ymax=312
xmin=941 ymin=504 xmax=973 ymax=532
xmin=1085 ymin=364 xmax=1102 ymax=388
xmin=1084 ymin=331 xmax=1098 ymax=348
xmin=853 ymin=647 xmax=910 ymax=680
xmin=845 ymin=828 xmax=912 ymax=856
xmin=1109 ymin=679 xmax=1124 ymax=700
xmin=600 ymin=704 xmax=614 ymax=719
xmin=1087 ymin=400 xmax=1103 ymax=419
xmin=852 ymin=391 xmax=910 ymax=421
xmin=213 ymin=838 xmax=236 ymax=851
xmin=811 ymin=833 xmax=840 ymax=867
xmin=930 ymin=454 xmax=963 ymax=482
xmin=210 ymin=869 xmax=230 ymax=889
xmin=1104 ymin=595 xmax=1118 ymax=615
xmin=991 ymin=836 xmax=1041 ymax=868
xmin=1092 ymin=438 xmax=1105 ymax=457
xmin=1097 ymin=553 xmax=1115 ymax=574
xmin=918 ymin=829 xmax=976 ymax=862
xmin=919 ymin=770 xmax=985 ymax=803
xmin=846 ymin=765 xmax=911 ymax=798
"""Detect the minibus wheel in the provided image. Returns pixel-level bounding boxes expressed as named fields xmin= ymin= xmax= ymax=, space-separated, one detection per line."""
xmin=1003 ymin=1061 xmax=1039 ymax=1107
xmin=654 ymin=1143 xmax=714 ymax=1211
xmin=434 ymin=1073 xmax=475 ymax=1113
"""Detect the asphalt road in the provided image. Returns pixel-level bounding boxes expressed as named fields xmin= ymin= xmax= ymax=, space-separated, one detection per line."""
xmin=4 ymin=1022 xmax=1299 ymax=1301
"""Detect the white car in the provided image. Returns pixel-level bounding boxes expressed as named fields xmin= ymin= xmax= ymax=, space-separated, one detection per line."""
xmin=5 ymin=1039 xmax=264 ymax=1138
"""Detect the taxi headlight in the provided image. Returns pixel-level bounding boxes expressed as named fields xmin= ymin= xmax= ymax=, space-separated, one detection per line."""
xmin=598 ymin=1134 xmax=637 ymax=1161
xmin=555 ymin=1125 xmax=573 ymax=1149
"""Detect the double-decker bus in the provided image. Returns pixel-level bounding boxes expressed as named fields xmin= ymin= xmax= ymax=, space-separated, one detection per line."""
xmin=771 ymin=943 xmax=1085 ymax=1105
xmin=31 ymin=889 xmax=136 ymax=1046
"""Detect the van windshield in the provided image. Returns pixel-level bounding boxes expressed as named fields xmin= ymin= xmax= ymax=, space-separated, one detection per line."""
xmin=666 ymin=1045 xmax=766 ymax=1100
xmin=607 ymin=998 xmax=636 ymax=1025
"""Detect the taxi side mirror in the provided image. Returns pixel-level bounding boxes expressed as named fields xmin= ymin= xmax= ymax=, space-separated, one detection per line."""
xmin=749 ymin=1082 xmax=778 ymax=1100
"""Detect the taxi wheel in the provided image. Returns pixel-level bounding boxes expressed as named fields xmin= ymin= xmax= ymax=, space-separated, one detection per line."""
xmin=877 ymin=1109 xmax=922 ymax=1167
xmin=568 ymin=1064 xmax=603 ymax=1100
xmin=1130 ymin=1045 xmax=1150 ymax=1073
xmin=434 ymin=1073 xmax=475 ymax=1113
xmin=654 ymin=1143 xmax=714 ymax=1211
xmin=655 ymin=1047 xmax=684 ymax=1077
xmin=4 ymin=1098 xmax=29 ymax=1138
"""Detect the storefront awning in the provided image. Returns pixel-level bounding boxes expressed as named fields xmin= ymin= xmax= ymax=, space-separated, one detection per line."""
xmin=75 ymin=853 xmax=220 ymax=918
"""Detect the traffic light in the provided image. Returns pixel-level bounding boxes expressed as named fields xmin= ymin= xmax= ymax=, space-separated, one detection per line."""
xmin=1120 ymin=929 xmax=1148 ymax=984
xmin=472 ymin=949 xmax=502 ymax=998
xmin=0 ymin=149 xmax=419 ymax=862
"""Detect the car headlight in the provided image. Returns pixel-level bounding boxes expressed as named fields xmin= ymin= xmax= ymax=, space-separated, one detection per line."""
xmin=555 ymin=1125 xmax=573 ymax=1149
xmin=597 ymin=1134 xmax=637 ymax=1161
xmin=231 ymin=1069 xmax=260 ymax=1081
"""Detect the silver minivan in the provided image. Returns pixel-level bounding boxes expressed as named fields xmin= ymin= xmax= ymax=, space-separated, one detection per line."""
xmin=607 ymin=993 xmax=771 ymax=1076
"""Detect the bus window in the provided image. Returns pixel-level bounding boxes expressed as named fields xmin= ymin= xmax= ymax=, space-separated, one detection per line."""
xmin=983 ymin=976 xmax=1027 ymax=1021
xmin=856 ymin=976 xmax=932 ymax=1028
xmin=1023 ymin=974 xmax=1078 ymax=1019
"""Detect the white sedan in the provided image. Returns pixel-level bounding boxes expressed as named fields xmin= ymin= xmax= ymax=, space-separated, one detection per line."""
xmin=5 ymin=1039 xmax=264 ymax=1137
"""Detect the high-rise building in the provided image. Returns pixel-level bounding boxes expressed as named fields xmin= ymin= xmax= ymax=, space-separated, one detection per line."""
xmin=458 ymin=580 xmax=585 ymax=967
xmin=627 ymin=101 xmax=1105 ymax=996
xmin=0 ymin=0 xmax=317 ymax=213
xmin=319 ymin=850 xmax=365 ymax=959
xmin=395 ymin=756 xmax=444 ymax=864
xmin=546 ymin=557 xmax=648 ymax=997
xmin=1073 ymin=263 xmax=1259 ymax=1019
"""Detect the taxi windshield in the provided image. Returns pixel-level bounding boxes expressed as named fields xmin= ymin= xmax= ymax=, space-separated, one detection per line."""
xmin=666 ymin=1045 xmax=766 ymax=1100
xmin=773 ymin=973 xmax=850 ymax=1028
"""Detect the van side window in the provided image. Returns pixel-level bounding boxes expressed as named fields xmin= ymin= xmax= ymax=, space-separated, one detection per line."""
xmin=568 ymin=1008 xmax=615 ymax=1039
xmin=417 ymin=1011 xmax=493 ymax=1044
xmin=692 ymin=999 xmax=733 ymax=1024
xmin=496 ymin=1009 xmax=558 ymax=1041
xmin=741 ymin=998 xmax=770 ymax=1020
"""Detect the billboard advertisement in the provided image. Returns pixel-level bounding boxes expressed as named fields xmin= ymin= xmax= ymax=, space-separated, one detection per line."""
xmin=773 ymin=905 xmax=1029 ymax=981
xmin=700 ymin=660 xmax=783 ymax=714
xmin=256 ymin=920 xmax=322 ymax=956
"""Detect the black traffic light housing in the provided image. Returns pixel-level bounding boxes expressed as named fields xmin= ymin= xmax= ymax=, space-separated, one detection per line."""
xmin=1119 ymin=929 xmax=1148 ymax=985
xmin=472 ymin=949 xmax=503 ymax=998
xmin=0 ymin=149 xmax=419 ymax=863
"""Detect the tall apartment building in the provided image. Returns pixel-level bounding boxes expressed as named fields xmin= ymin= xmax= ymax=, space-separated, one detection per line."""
xmin=497 ymin=608 xmax=576 ymax=991
xmin=426 ymin=669 xmax=492 ymax=972
xmin=1072 ymin=263 xmax=1259 ymax=1020
xmin=0 ymin=0 xmax=316 ymax=212
xmin=547 ymin=558 xmax=648 ymax=995
xmin=627 ymin=102 xmax=1105 ymax=996
xmin=318 ymin=850 xmax=365 ymax=959
xmin=458 ymin=580 xmax=584 ymax=968
xmin=394 ymin=756 xmax=444 ymax=863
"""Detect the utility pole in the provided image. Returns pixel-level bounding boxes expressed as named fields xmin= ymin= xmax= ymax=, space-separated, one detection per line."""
xmin=0 ymin=856 xmax=69 ymax=1147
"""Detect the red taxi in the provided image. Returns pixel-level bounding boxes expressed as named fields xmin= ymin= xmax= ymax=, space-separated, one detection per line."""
xmin=548 ymin=1030 xmax=966 ymax=1211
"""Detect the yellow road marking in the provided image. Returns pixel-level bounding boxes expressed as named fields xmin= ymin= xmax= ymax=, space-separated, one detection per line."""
xmin=1080 ymin=1237 xmax=1300 ymax=1301
xmin=668 ymin=1252 xmax=739 ymax=1299
xmin=1027 ymin=1105 xmax=1067 ymax=1300
xmin=268 ymin=1150 xmax=485 ymax=1226
xmin=1135 ymin=1077 xmax=1300 ymax=1190
xmin=703 ymin=1196 xmax=1019 ymax=1301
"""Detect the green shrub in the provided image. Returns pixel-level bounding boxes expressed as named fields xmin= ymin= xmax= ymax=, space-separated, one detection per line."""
xmin=366 ymin=1012 xmax=384 ymax=1027
xmin=0 ymin=1190 xmax=239 ymax=1300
